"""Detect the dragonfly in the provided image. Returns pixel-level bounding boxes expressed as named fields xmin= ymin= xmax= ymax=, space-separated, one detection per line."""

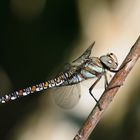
xmin=0 ymin=42 xmax=121 ymax=110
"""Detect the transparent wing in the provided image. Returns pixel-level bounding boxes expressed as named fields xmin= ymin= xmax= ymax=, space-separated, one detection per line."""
xmin=72 ymin=42 xmax=95 ymax=65
xmin=52 ymin=84 xmax=81 ymax=109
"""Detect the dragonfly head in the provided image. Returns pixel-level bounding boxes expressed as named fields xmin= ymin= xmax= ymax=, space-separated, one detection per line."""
xmin=100 ymin=53 xmax=118 ymax=70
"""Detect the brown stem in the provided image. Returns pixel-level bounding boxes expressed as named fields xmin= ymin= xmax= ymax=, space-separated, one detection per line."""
xmin=73 ymin=36 xmax=140 ymax=140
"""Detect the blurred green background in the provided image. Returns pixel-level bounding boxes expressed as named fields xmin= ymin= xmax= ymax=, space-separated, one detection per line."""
xmin=0 ymin=0 xmax=140 ymax=140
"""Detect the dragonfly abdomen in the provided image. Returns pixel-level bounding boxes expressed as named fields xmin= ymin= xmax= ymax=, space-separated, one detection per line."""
xmin=0 ymin=72 xmax=81 ymax=104
xmin=0 ymin=82 xmax=49 ymax=104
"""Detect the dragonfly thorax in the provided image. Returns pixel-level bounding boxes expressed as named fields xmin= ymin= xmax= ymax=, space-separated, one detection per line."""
xmin=79 ymin=57 xmax=105 ymax=79
xmin=100 ymin=53 xmax=118 ymax=70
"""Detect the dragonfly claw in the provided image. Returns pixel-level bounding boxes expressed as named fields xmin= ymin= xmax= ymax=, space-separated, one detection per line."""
xmin=106 ymin=84 xmax=123 ymax=91
xmin=96 ymin=102 xmax=102 ymax=111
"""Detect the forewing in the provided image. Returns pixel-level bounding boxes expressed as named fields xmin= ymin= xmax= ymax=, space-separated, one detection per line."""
xmin=52 ymin=84 xmax=81 ymax=109
xmin=72 ymin=42 xmax=95 ymax=65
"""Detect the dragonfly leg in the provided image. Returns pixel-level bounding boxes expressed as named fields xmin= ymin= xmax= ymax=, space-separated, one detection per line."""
xmin=106 ymin=83 xmax=123 ymax=92
xmin=89 ymin=76 xmax=102 ymax=110
xmin=103 ymin=71 xmax=123 ymax=91
xmin=104 ymin=72 xmax=109 ymax=90
xmin=110 ymin=59 xmax=132 ymax=73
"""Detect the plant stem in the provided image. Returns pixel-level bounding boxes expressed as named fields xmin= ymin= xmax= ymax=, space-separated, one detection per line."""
xmin=73 ymin=36 xmax=140 ymax=140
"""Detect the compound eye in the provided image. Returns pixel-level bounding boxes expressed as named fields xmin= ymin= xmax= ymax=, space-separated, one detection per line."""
xmin=109 ymin=53 xmax=115 ymax=58
xmin=109 ymin=53 xmax=118 ymax=63
xmin=108 ymin=59 xmax=112 ymax=64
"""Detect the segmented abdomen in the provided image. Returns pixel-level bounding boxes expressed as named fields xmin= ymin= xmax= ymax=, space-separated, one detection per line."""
xmin=0 ymin=72 xmax=81 ymax=104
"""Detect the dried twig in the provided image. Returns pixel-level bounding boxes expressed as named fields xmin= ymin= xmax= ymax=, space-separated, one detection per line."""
xmin=73 ymin=36 xmax=140 ymax=140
